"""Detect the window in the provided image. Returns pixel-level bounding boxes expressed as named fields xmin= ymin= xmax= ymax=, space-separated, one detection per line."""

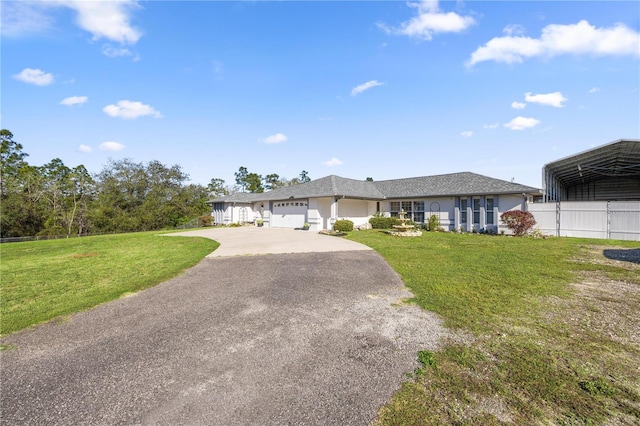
xmin=413 ymin=201 xmax=425 ymax=223
xmin=486 ymin=198 xmax=494 ymax=224
xmin=460 ymin=198 xmax=468 ymax=223
xmin=390 ymin=201 xmax=400 ymax=217
xmin=473 ymin=198 xmax=480 ymax=224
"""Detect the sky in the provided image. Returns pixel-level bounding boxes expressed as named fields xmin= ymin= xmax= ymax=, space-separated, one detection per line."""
xmin=2 ymin=0 xmax=639 ymax=189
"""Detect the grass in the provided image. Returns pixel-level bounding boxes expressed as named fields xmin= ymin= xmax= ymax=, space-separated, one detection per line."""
xmin=0 ymin=232 xmax=219 ymax=335
xmin=346 ymin=230 xmax=640 ymax=425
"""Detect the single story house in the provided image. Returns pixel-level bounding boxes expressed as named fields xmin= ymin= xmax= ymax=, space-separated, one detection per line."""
xmin=207 ymin=172 xmax=541 ymax=233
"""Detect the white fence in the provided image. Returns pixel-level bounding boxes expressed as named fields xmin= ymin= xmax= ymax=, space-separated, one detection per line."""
xmin=529 ymin=201 xmax=640 ymax=241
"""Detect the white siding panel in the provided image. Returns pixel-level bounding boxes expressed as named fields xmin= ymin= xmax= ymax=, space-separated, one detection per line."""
xmin=530 ymin=201 xmax=639 ymax=241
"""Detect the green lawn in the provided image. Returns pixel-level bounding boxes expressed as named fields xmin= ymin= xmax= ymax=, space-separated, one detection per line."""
xmin=346 ymin=231 xmax=640 ymax=425
xmin=0 ymin=232 xmax=218 ymax=335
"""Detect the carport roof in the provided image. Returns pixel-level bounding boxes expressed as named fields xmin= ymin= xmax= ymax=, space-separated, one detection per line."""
xmin=543 ymin=139 xmax=640 ymax=186
xmin=208 ymin=172 xmax=540 ymax=204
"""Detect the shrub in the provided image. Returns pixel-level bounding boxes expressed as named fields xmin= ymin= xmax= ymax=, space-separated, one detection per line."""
xmin=369 ymin=216 xmax=400 ymax=229
xmin=500 ymin=210 xmax=536 ymax=236
xmin=199 ymin=215 xmax=213 ymax=227
xmin=333 ymin=219 xmax=354 ymax=232
xmin=427 ymin=214 xmax=439 ymax=232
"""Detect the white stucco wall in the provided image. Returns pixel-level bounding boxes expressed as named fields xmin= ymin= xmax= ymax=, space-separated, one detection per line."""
xmin=317 ymin=197 xmax=333 ymax=230
xmin=337 ymin=199 xmax=374 ymax=227
xmin=221 ymin=203 xmax=255 ymax=224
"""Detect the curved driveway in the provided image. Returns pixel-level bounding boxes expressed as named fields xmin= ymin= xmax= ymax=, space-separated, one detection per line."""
xmin=1 ymin=228 xmax=451 ymax=425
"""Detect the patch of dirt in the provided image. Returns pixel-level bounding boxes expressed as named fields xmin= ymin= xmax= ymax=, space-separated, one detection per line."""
xmin=550 ymin=245 xmax=640 ymax=350
xmin=71 ymin=253 xmax=98 ymax=258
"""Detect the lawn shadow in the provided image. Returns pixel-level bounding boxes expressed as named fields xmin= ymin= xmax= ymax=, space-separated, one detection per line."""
xmin=603 ymin=248 xmax=640 ymax=264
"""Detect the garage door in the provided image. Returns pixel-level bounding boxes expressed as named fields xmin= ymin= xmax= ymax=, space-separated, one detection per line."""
xmin=271 ymin=200 xmax=308 ymax=228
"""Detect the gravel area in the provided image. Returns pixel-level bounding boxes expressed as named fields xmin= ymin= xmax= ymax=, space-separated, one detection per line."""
xmin=1 ymin=251 xmax=453 ymax=425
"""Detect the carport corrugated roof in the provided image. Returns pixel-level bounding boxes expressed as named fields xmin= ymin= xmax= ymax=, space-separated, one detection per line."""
xmin=543 ymin=139 xmax=640 ymax=187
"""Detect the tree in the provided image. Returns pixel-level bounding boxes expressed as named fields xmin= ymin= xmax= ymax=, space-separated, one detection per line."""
xmin=500 ymin=210 xmax=536 ymax=236
xmin=67 ymin=165 xmax=94 ymax=236
xmin=207 ymin=178 xmax=228 ymax=198
xmin=245 ymin=172 xmax=264 ymax=193
xmin=40 ymin=158 xmax=72 ymax=235
xmin=263 ymin=173 xmax=283 ymax=191
xmin=366 ymin=177 xmax=374 ymax=182
xmin=0 ymin=131 xmax=49 ymax=237
xmin=235 ymin=166 xmax=249 ymax=192
xmin=1 ymin=129 xmax=28 ymax=195
xmin=298 ymin=170 xmax=310 ymax=183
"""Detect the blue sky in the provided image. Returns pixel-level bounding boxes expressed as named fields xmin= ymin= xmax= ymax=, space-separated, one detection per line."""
xmin=3 ymin=1 xmax=639 ymax=188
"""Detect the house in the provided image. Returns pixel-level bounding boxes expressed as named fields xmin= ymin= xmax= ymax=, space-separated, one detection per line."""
xmin=207 ymin=172 xmax=541 ymax=233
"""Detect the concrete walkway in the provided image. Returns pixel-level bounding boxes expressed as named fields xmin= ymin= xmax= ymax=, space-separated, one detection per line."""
xmin=168 ymin=226 xmax=373 ymax=257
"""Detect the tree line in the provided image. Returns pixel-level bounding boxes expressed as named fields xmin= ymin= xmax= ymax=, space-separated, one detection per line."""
xmin=0 ymin=129 xmax=310 ymax=238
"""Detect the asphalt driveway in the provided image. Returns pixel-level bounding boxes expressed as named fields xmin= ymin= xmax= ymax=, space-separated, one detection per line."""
xmin=1 ymin=229 xmax=451 ymax=425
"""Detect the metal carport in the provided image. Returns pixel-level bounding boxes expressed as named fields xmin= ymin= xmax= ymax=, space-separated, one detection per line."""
xmin=542 ymin=139 xmax=640 ymax=202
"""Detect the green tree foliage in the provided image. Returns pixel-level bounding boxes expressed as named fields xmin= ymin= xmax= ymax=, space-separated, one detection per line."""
xmin=207 ymin=178 xmax=228 ymax=198
xmin=92 ymin=159 xmax=208 ymax=232
xmin=298 ymin=170 xmax=310 ymax=183
xmin=245 ymin=172 xmax=264 ymax=193
xmin=263 ymin=173 xmax=283 ymax=190
xmin=234 ymin=166 xmax=249 ymax=192
xmin=1 ymin=131 xmax=47 ymax=237
xmin=0 ymin=130 xmax=211 ymax=237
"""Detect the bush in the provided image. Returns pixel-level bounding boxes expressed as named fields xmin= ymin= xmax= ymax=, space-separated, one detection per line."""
xmin=333 ymin=219 xmax=354 ymax=232
xmin=199 ymin=215 xmax=213 ymax=227
xmin=500 ymin=210 xmax=536 ymax=236
xmin=369 ymin=216 xmax=400 ymax=229
xmin=427 ymin=215 xmax=439 ymax=232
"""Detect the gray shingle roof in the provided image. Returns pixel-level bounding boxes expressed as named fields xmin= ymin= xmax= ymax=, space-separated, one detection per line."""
xmin=373 ymin=172 xmax=540 ymax=198
xmin=208 ymin=172 xmax=540 ymax=204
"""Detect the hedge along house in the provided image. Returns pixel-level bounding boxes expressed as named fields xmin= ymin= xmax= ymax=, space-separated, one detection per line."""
xmin=208 ymin=172 xmax=540 ymax=233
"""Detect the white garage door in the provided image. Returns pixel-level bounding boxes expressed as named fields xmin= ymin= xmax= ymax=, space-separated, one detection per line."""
xmin=271 ymin=200 xmax=308 ymax=228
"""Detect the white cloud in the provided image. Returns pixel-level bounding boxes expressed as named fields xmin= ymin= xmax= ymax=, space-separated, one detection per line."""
xmin=503 ymin=24 xmax=525 ymax=37
xmin=379 ymin=0 xmax=476 ymax=41
xmin=0 ymin=2 xmax=54 ymax=37
xmin=351 ymin=80 xmax=384 ymax=96
xmin=589 ymin=87 xmax=601 ymax=93
xmin=525 ymin=91 xmax=567 ymax=108
xmin=260 ymin=133 xmax=288 ymax=144
xmin=99 ymin=141 xmax=126 ymax=152
xmin=483 ymin=123 xmax=499 ymax=129
xmin=324 ymin=157 xmax=343 ymax=167
xmin=60 ymin=96 xmax=88 ymax=106
xmin=2 ymin=1 xmax=142 ymax=58
xmin=468 ymin=20 xmax=640 ymax=66
xmin=13 ymin=68 xmax=54 ymax=86
xmin=61 ymin=0 xmax=142 ymax=44
xmin=504 ymin=116 xmax=540 ymax=130
xmin=461 ymin=130 xmax=473 ymax=138
xmin=511 ymin=101 xmax=527 ymax=109
xmin=103 ymin=100 xmax=162 ymax=119
xmin=78 ymin=144 xmax=92 ymax=153
xmin=102 ymin=44 xmax=139 ymax=60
